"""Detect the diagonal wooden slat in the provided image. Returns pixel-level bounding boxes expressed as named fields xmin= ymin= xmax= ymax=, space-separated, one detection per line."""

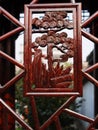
xmin=40 ymin=96 xmax=77 ymax=130
xmin=0 ymin=6 xmax=25 ymax=27
xmin=64 ymin=108 xmax=94 ymax=123
xmin=0 ymin=98 xmax=33 ymax=130
xmin=0 ymin=27 xmax=24 ymax=42
xmin=82 ymin=71 xmax=98 ymax=87
xmin=84 ymin=63 xmax=98 ymax=73
xmin=0 ymin=6 xmax=25 ymax=42
xmin=87 ymin=115 xmax=98 ymax=130
xmin=0 ymin=51 xmax=25 ymax=70
xmin=81 ymin=29 xmax=98 ymax=44
xmin=81 ymin=11 xmax=98 ymax=28
xmin=0 ymin=71 xmax=25 ymax=94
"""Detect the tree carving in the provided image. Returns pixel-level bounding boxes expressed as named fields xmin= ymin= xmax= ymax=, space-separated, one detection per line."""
xmin=31 ymin=11 xmax=74 ymax=89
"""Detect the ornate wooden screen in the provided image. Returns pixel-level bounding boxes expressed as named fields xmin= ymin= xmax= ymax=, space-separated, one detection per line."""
xmin=24 ymin=3 xmax=82 ymax=96
xmin=0 ymin=3 xmax=98 ymax=130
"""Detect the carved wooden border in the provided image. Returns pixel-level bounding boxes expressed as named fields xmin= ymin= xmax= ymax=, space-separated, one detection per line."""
xmin=24 ymin=3 xmax=82 ymax=96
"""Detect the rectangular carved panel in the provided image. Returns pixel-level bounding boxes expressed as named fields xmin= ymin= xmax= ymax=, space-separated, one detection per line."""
xmin=24 ymin=3 xmax=82 ymax=96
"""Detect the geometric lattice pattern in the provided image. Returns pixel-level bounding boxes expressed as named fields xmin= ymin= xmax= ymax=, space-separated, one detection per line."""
xmin=0 ymin=6 xmax=31 ymax=130
xmin=0 ymin=6 xmax=25 ymax=93
xmin=81 ymin=11 xmax=98 ymax=129
xmin=0 ymin=3 xmax=98 ymax=130
xmin=82 ymin=11 xmax=98 ymax=88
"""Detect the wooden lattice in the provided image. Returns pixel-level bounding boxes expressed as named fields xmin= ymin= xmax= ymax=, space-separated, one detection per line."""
xmin=0 ymin=3 xmax=98 ymax=130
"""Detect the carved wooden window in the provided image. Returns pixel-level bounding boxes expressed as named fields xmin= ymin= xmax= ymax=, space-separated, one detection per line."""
xmin=24 ymin=3 xmax=82 ymax=96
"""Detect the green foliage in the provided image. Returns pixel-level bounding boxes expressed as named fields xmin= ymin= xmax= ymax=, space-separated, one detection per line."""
xmin=35 ymin=97 xmax=73 ymax=125
xmin=15 ymin=78 xmax=82 ymax=130
xmin=16 ymin=128 xmax=23 ymax=130
xmin=15 ymin=78 xmax=30 ymax=114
